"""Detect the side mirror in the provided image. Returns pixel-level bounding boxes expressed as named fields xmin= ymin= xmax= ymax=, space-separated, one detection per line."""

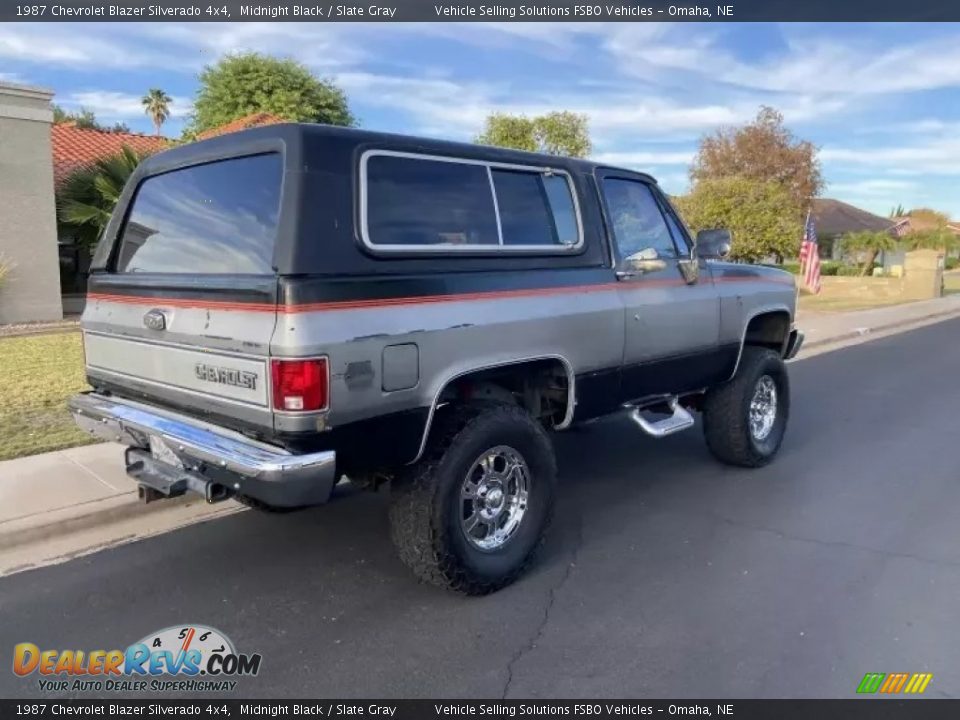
xmin=696 ymin=229 xmax=732 ymax=260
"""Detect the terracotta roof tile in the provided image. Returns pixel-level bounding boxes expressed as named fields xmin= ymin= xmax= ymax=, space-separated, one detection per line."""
xmin=52 ymin=123 xmax=169 ymax=188
xmin=195 ymin=113 xmax=287 ymax=140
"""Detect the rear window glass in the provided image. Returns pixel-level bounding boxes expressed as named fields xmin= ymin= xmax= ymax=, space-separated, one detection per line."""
xmin=492 ymin=169 xmax=579 ymax=246
xmin=365 ymin=155 xmax=499 ymax=247
xmin=116 ymin=153 xmax=282 ymax=274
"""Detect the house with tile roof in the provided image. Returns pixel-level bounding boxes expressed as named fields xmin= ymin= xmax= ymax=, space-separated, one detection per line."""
xmin=1 ymin=99 xmax=292 ymax=322
xmin=195 ymin=112 xmax=286 ymax=140
xmin=53 ymin=123 xmax=170 ymax=313
xmin=810 ymin=198 xmax=898 ymax=263
xmin=51 ymin=122 xmax=169 ymax=189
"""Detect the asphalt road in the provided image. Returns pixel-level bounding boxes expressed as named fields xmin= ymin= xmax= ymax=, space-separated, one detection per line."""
xmin=2 ymin=320 xmax=959 ymax=700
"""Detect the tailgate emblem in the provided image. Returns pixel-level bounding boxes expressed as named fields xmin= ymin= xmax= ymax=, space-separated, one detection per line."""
xmin=143 ymin=309 xmax=167 ymax=331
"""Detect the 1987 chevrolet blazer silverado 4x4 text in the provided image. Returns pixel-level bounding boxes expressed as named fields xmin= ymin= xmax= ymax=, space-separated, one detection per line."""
xmin=70 ymin=124 xmax=803 ymax=594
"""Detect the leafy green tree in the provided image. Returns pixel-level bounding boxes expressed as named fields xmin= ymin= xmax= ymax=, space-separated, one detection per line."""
xmin=901 ymin=226 xmax=959 ymax=253
xmin=57 ymin=146 xmax=145 ymax=252
xmin=189 ymin=53 xmax=355 ymax=134
xmin=142 ymin=88 xmax=172 ymax=137
xmin=674 ymin=177 xmax=802 ymax=262
xmin=889 ymin=204 xmax=906 ymax=218
xmin=690 ymin=106 xmax=823 ymax=212
xmin=52 ymin=105 xmax=99 ymax=130
xmin=51 ymin=105 xmax=130 ymax=133
xmin=840 ymin=230 xmax=897 ymax=276
xmin=476 ymin=111 xmax=591 ymax=158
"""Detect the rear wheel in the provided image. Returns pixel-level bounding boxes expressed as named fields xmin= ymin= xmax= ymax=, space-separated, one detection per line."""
xmin=702 ymin=346 xmax=790 ymax=467
xmin=389 ymin=402 xmax=556 ymax=595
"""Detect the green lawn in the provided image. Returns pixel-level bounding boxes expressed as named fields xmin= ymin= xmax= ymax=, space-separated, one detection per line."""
xmin=0 ymin=332 xmax=97 ymax=461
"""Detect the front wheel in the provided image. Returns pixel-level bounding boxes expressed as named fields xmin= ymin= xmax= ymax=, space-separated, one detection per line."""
xmin=388 ymin=403 xmax=557 ymax=595
xmin=702 ymin=347 xmax=790 ymax=467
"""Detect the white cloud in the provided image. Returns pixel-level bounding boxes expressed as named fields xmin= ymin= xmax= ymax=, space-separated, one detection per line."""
xmin=828 ymin=179 xmax=918 ymax=195
xmin=821 ymin=138 xmax=960 ymax=175
xmin=605 ymin=25 xmax=960 ymax=97
xmin=61 ymin=91 xmax=192 ymax=120
xmin=592 ymin=150 xmax=695 ymax=166
xmin=0 ymin=24 xmax=190 ymax=70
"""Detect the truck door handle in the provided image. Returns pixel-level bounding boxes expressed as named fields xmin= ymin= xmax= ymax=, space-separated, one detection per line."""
xmin=616 ymin=270 xmax=640 ymax=280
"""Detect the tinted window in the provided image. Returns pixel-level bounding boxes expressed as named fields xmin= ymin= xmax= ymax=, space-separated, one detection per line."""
xmin=663 ymin=211 xmax=690 ymax=253
xmin=117 ymin=154 xmax=282 ymax=274
xmin=492 ymin=170 xmax=579 ymax=246
xmin=543 ymin=175 xmax=579 ymax=246
xmin=602 ymin=178 xmax=679 ymax=260
xmin=365 ymin=155 xmax=499 ymax=246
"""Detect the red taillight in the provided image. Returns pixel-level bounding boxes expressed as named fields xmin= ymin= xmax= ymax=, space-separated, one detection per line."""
xmin=271 ymin=358 xmax=328 ymax=412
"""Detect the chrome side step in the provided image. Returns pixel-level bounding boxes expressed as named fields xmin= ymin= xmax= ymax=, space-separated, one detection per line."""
xmin=628 ymin=397 xmax=695 ymax=438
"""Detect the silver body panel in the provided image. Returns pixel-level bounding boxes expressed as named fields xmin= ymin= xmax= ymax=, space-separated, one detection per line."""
xmin=72 ymin=124 xmax=799 ymax=505
xmin=81 ymin=266 xmax=795 ymax=436
xmin=271 ymin=287 xmax=625 ymax=430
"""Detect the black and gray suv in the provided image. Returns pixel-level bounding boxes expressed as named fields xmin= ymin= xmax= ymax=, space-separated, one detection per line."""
xmin=70 ymin=124 xmax=803 ymax=593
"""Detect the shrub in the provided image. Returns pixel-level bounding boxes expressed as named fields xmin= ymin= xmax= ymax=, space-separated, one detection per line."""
xmin=780 ymin=262 xmax=801 ymax=274
xmin=820 ymin=261 xmax=841 ymax=276
xmin=946 ymin=257 xmax=959 ymax=270
xmin=836 ymin=265 xmax=865 ymax=276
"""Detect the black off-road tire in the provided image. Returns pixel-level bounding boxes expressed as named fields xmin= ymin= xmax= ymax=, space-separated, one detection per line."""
xmin=388 ymin=402 xmax=557 ymax=595
xmin=702 ymin=346 xmax=790 ymax=468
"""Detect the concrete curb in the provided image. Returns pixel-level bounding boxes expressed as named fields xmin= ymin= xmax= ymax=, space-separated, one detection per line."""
xmin=0 ymin=490 xmax=225 ymax=551
xmin=803 ymin=303 xmax=960 ymax=350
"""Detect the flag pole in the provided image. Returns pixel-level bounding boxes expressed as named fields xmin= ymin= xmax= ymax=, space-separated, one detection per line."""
xmin=798 ymin=207 xmax=811 ymax=300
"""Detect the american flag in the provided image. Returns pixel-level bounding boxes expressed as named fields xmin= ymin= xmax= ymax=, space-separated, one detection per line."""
xmin=799 ymin=209 xmax=821 ymax=294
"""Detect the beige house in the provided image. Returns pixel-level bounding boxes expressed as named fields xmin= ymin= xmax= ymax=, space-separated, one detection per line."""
xmin=0 ymin=81 xmax=63 ymax=324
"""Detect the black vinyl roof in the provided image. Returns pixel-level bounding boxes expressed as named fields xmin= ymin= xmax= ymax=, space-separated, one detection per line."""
xmin=138 ymin=122 xmax=658 ymax=184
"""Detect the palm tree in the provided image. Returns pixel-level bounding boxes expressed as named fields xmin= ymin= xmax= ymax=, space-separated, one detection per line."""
xmin=841 ymin=230 xmax=898 ymax=276
xmin=141 ymin=88 xmax=172 ymax=137
xmin=57 ymin=146 xmax=144 ymax=251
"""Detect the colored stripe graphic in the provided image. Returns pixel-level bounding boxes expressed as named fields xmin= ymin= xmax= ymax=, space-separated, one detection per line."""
xmin=857 ymin=673 xmax=886 ymax=694
xmin=857 ymin=672 xmax=932 ymax=694
xmin=85 ymin=274 xmax=794 ymax=315
xmin=904 ymin=673 xmax=934 ymax=694
xmin=880 ymin=673 xmax=909 ymax=693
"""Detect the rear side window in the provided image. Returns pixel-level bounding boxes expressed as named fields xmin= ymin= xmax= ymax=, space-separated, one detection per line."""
xmin=364 ymin=155 xmax=499 ymax=247
xmin=116 ymin=153 xmax=283 ymax=274
xmin=491 ymin=170 xmax=578 ymax=247
xmin=361 ymin=152 xmax=582 ymax=251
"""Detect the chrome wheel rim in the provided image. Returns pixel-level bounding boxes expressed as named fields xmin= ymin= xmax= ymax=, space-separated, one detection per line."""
xmin=460 ymin=445 xmax=530 ymax=552
xmin=749 ymin=375 xmax=778 ymax=441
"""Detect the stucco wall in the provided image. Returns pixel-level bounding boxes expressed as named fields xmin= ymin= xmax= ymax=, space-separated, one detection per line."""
xmin=0 ymin=82 xmax=63 ymax=323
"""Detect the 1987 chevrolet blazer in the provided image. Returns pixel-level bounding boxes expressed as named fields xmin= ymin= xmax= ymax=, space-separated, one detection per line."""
xmin=70 ymin=123 xmax=802 ymax=593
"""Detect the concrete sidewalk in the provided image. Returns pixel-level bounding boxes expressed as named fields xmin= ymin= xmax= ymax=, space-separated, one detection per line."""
xmin=0 ymin=443 xmax=241 ymax=573
xmin=3 ymin=293 xmax=960 ymax=572
xmin=799 ymin=293 xmax=960 ymax=349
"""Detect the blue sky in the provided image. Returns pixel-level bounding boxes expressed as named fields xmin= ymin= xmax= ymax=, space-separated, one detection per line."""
xmin=2 ymin=22 xmax=959 ymax=217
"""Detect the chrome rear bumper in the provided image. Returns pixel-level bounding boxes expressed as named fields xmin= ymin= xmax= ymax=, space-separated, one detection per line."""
xmin=69 ymin=392 xmax=337 ymax=507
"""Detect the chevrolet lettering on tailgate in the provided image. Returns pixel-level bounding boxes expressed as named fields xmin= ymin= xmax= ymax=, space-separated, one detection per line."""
xmin=194 ymin=363 xmax=258 ymax=391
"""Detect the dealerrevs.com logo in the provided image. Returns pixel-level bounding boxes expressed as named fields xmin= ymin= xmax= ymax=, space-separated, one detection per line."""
xmin=13 ymin=624 xmax=261 ymax=693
